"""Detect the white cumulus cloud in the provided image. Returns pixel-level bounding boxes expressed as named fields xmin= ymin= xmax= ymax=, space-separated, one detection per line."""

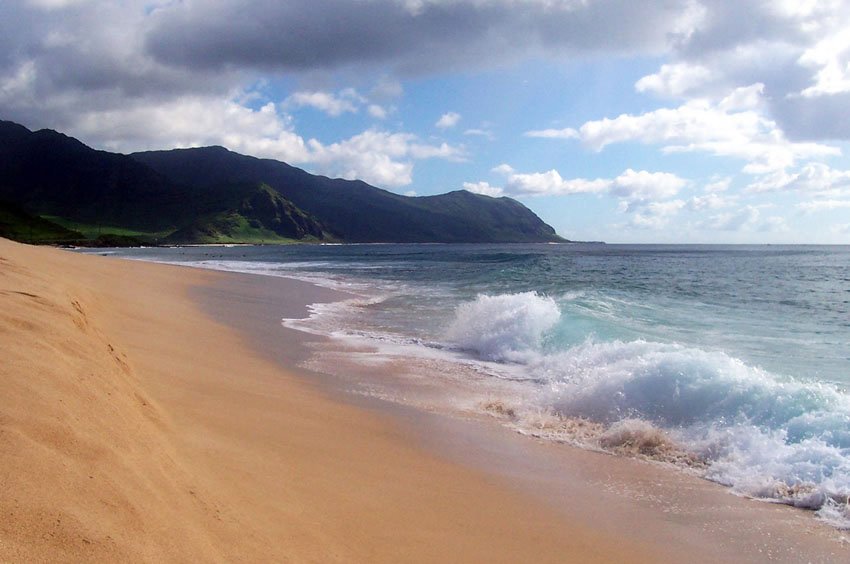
xmin=536 ymin=87 xmax=839 ymax=175
xmin=798 ymin=24 xmax=850 ymax=97
xmin=72 ymin=98 xmax=313 ymax=161
xmin=524 ymin=127 xmax=578 ymax=139
xmin=435 ymin=111 xmax=461 ymax=129
xmin=462 ymin=181 xmax=504 ymax=197
xmin=308 ymin=129 xmax=464 ymax=187
xmin=609 ymin=169 xmax=688 ymax=208
xmin=635 ymin=63 xmax=714 ymax=97
xmin=491 ymin=165 xmax=687 ymax=203
xmin=495 ymin=166 xmax=608 ymax=196
xmin=283 ymin=88 xmax=364 ymax=117
xmin=746 ymin=163 xmax=850 ymax=195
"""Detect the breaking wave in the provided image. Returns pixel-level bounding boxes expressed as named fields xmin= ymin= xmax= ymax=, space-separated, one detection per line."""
xmin=447 ymin=292 xmax=560 ymax=362
xmin=448 ymin=292 xmax=850 ymax=528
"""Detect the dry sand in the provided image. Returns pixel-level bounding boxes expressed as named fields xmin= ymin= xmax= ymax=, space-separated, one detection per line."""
xmin=0 ymin=238 xmax=659 ymax=562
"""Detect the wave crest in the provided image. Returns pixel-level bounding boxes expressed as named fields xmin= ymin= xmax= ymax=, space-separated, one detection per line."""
xmin=447 ymin=292 xmax=560 ymax=362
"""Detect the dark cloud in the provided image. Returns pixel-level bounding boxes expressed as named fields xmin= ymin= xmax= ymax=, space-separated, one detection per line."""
xmin=772 ymin=93 xmax=850 ymax=141
xmin=673 ymin=0 xmax=806 ymax=57
xmin=0 ymin=3 xmax=46 ymax=68
xmin=651 ymin=0 xmax=850 ymax=142
xmin=0 ymin=1 xmax=244 ymax=131
xmin=1 ymin=0 xmax=698 ymax=135
xmin=3 ymin=0 xmax=848 ymax=149
xmin=143 ymin=0 xmax=693 ymax=74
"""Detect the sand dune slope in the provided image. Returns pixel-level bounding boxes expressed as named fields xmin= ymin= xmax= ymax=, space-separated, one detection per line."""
xmin=0 ymin=242 xmax=233 ymax=561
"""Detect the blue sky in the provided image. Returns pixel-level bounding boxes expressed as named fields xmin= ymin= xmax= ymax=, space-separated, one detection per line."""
xmin=2 ymin=1 xmax=850 ymax=243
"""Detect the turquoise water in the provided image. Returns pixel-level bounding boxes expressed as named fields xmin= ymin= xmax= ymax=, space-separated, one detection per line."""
xmin=106 ymin=243 xmax=850 ymax=527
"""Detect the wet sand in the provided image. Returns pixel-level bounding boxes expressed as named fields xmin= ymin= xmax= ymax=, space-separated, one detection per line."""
xmin=195 ymin=263 xmax=849 ymax=563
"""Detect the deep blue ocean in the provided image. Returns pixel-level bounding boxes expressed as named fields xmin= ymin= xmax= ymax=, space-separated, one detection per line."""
xmin=101 ymin=243 xmax=850 ymax=527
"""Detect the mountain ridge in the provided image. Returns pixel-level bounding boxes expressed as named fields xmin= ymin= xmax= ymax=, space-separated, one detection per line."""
xmin=0 ymin=120 xmax=565 ymax=245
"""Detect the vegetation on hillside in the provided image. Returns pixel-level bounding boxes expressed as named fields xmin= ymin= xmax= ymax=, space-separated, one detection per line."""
xmin=0 ymin=119 xmax=564 ymax=246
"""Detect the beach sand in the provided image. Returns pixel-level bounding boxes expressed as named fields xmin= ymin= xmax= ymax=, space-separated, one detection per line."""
xmin=0 ymin=238 xmax=657 ymax=562
xmin=1 ymin=238 xmax=846 ymax=563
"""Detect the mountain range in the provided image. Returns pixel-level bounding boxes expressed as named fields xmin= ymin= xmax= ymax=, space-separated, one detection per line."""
xmin=0 ymin=119 xmax=564 ymax=245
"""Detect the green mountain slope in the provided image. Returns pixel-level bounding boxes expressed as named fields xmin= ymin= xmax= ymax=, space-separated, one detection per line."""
xmin=0 ymin=121 xmax=187 ymax=232
xmin=0 ymin=201 xmax=83 ymax=243
xmin=0 ymin=120 xmax=564 ymax=244
xmin=132 ymin=146 xmax=564 ymax=243
xmin=165 ymin=183 xmax=330 ymax=244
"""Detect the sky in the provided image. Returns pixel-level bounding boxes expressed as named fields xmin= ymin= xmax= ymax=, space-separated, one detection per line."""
xmin=2 ymin=1 xmax=850 ymax=243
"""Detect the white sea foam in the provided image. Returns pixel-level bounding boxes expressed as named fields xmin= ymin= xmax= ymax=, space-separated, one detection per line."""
xmin=536 ymin=340 xmax=850 ymax=429
xmin=124 ymin=257 xmax=398 ymax=294
xmin=180 ymin=259 xmax=356 ymax=290
xmin=438 ymin=293 xmax=850 ymax=527
xmin=446 ymin=292 xmax=560 ymax=362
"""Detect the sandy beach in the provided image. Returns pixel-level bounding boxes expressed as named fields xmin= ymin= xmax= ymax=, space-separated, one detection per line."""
xmin=1 ymin=237 xmax=847 ymax=562
xmin=1 ymin=238 xmax=658 ymax=562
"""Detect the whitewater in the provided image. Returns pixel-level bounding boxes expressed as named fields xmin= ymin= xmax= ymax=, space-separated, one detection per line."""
xmin=101 ymin=243 xmax=850 ymax=528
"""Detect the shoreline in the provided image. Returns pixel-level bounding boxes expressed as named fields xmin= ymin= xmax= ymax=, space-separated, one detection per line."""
xmin=1 ymin=238 xmax=658 ymax=562
xmin=2 ymin=239 xmax=847 ymax=561
xmin=191 ymin=262 xmax=848 ymax=562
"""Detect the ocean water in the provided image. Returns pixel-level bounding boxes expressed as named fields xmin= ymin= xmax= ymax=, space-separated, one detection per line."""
xmin=102 ymin=243 xmax=850 ymax=527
